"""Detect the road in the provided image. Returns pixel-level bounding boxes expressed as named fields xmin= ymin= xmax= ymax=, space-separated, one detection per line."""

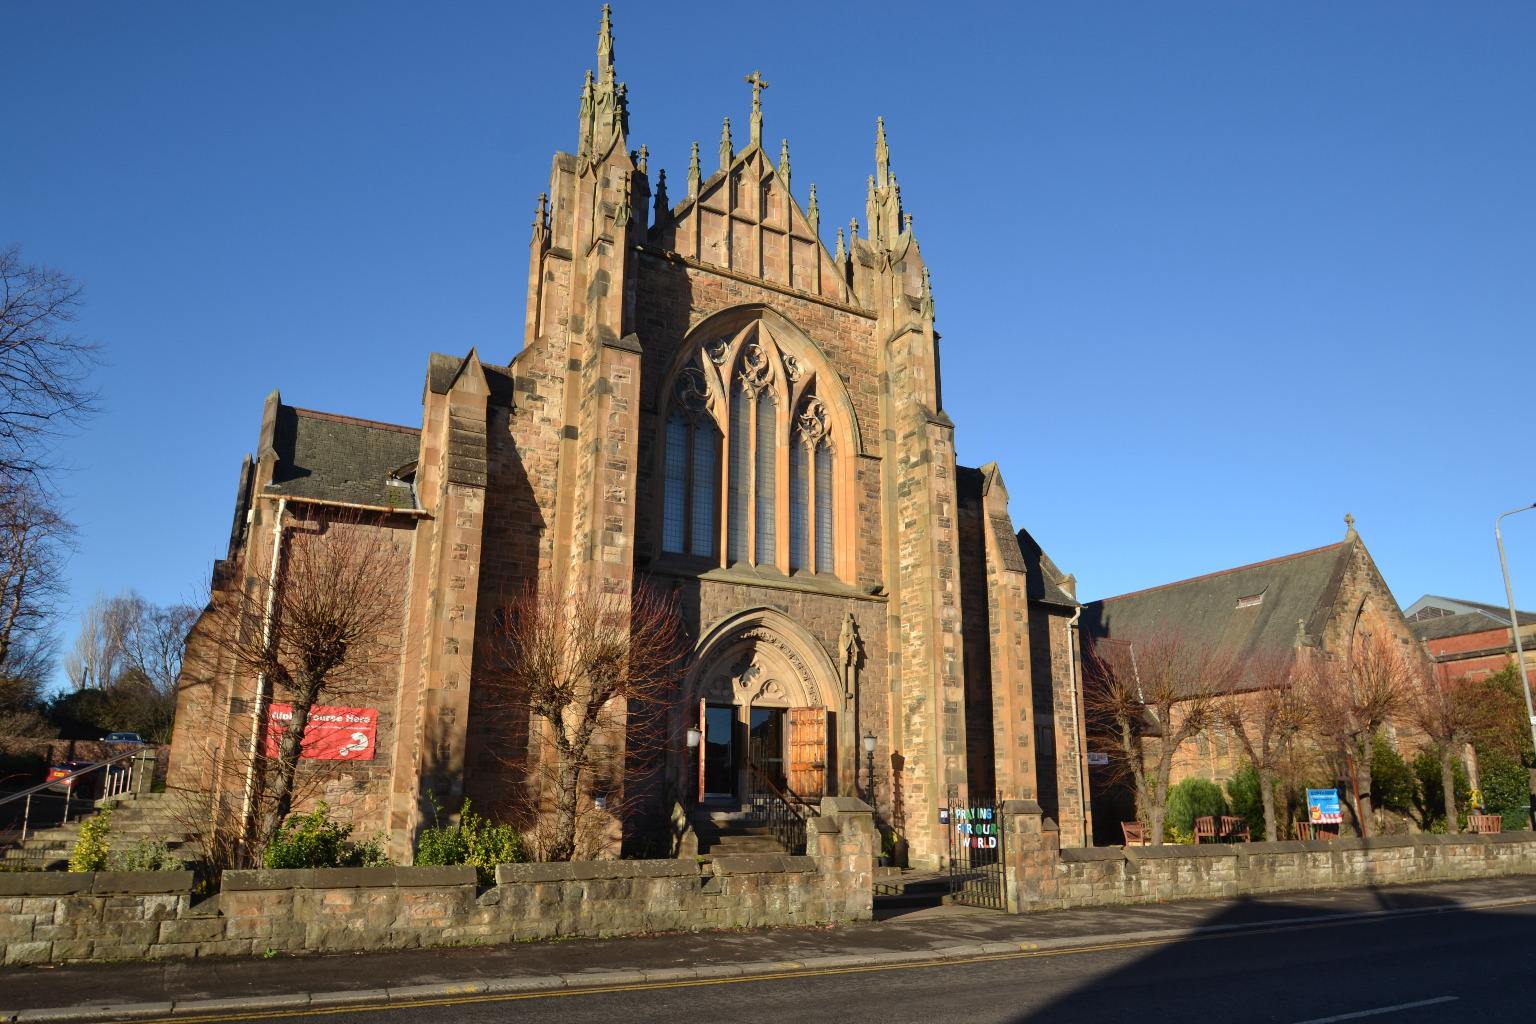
xmin=184 ymin=896 xmax=1536 ymax=1024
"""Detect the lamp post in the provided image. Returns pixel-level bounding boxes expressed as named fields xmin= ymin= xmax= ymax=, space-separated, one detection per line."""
xmin=686 ymin=726 xmax=702 ymax=806
xmin=1495 ymin=502 xmax=1536 ymax=829
xmin=863 ymin=731 xmax=877 ymax=803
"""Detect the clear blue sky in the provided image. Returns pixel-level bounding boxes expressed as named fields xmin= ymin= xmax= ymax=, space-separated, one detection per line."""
xmin=4 ymin=2 xmax=1534 ymax=689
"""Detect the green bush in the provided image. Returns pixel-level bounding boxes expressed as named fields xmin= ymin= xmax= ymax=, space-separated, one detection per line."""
xmin=414 ymin=800 xmax=524 ymax=885
xmin=1165 ymin=778 xmax=1229 ymax=839
xmin=1412 ymin=747 xmax=1470 ymax=830
xmin=1370 ymin=736 xmax=1416 ymax=815
xmin=1225 ymin=762 xmax=1266 ymax=840
xmin=112 ymin=836 xmax=179 ymax=872
xmin=1477 ymin=746 xmax=1530 ymax=829
xmin=263 ymin=802 xmax=389 ymax=869
xmin=68 ymin=806 xmax=112 ymax=872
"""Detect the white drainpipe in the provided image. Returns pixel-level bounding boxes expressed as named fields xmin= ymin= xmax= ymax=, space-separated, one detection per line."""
xmin=238 ymin=496 xmax=287 ymax=859
xmin=1066 ymin=604 xmax=1087 ymax=848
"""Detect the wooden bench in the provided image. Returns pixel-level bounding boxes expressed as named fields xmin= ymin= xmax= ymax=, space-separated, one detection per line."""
xmin=1194 ymin=816 xmax=1218 ymax=843
xmin=1468 ymin=814 xmax=1503 ymax=835
xmin=1294 ymin=821 xmax=1339 ymax=841
xmin=1121 ymin=822 xmax=1149 ymax=846
xmin=1219 ymin=815 xmax=1251 ymax=842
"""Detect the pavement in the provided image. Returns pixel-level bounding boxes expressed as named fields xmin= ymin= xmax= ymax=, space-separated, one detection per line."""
xmin=3 ymin=874 xmax=1536 ymax=1022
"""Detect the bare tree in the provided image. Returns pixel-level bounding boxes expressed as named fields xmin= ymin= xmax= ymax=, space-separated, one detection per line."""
xmin=1085 ymin=630 xmax=1232 ymax=846
xmin=481 ymin=576 xmax=686 ymax=862
xmin=0 ymin=245 xmax=101 ymax=479
xmin=0 ymin=474 xmax=70 ymax=681
xmin=203 ymin=509 xmax=406 ymax=847
xmin=1220 ymin=648 xmax=1310 ymax=840
xmin=64 ymin=592 xmax=133 ymax=691
xmin=1303 ymin=632 xmax=1410 ymax=837
xmin=1408 ymin=663 xmax=1487 ymax=834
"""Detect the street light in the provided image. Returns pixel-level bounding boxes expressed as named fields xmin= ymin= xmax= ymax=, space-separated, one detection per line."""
xmin=1495 ymin=502 xmax=1536 ymax=830
xmin=863 ymin=731 xmax=877 ymax=802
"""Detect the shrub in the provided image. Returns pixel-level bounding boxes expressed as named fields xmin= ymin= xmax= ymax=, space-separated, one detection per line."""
xmin=414 ymin=800 xmax=524 ymax=885
xmin=263 ymin=802 xmax=390 ymax=869
xmin=1371 ymin=736 xmax=1416 ymax=815
xmin=68 ymin=806 xmax=112 ymax=872
xmin=1476 ymin=746 xmax=1529 ymax=829
xmin=1165 ymin=778 xmax=1229 ymax=839
xmin=1225 ymin=762 xmax=1266 ymax=840
xmin=112 ymin=836 xmax=179 ymax=872
xmin=1411 ymin=747 xmax=1470 ymax=831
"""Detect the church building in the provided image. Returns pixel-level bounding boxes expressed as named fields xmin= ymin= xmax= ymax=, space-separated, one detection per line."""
xmin=168 ymin=8 xmax=1090 ymax=868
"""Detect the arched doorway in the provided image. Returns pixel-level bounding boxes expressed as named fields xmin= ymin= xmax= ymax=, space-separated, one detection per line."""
xmin=679 ymin=608 xmax=844 ymax=805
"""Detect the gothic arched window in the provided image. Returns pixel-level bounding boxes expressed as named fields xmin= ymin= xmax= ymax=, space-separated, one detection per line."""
xmin=660 ymin=367 xmax=718 ymax=558
xmin=789 ymin=396 xmax=834 ymax=574
xmin=660 ymin=320 xmax=845 ymax=580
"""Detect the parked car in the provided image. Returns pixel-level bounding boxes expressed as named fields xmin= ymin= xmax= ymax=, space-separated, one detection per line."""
xmin=46 ymin=760 xmax=101 ymax=797
xmin=101 ymin=732 xmax=145 ymax=745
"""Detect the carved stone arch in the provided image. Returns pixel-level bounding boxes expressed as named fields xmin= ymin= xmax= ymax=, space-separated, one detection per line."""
xmin=660 ymin=304 xmax=865 ymax=457
xmin=683 ymin=606 xmax=845 ymax=716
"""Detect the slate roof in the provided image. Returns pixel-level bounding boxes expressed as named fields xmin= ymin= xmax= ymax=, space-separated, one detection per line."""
xmin=1403 ymin=595 xmax=1536 ymax=628
xmin=1408 ymin=611 xmax=1514 ymax=643
xmin=1080 ymin=542 xmax=1352 ymax=659
xmin=425 ymin=352 xmax=516 ymax=406
xmin=1016 ymin=526 xmax=1078 ymax=609
xmin=266 ymin=406 xmax=422 ymax=508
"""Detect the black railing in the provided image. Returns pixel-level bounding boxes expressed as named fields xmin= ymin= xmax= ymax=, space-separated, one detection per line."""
xmin=0 ymin=747 xmax=154 ymax=844
xmin=946 ymin=804 xmax=1007 ymax=910
xmin=744 ymin=760 xmax=808 ymax=855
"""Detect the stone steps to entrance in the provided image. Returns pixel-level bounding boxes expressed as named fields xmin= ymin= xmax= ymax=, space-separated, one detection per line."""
xmin=872 ymin=869 xmax=952 ymax=912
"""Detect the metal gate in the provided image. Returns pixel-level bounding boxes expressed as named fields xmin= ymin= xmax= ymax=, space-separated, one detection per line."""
xmin=946 ymin=804 xmax=1006 ymax=910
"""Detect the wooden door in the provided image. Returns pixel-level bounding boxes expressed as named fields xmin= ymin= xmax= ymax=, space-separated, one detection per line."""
xmin=788 ymin=707 xmax=827 ymax=801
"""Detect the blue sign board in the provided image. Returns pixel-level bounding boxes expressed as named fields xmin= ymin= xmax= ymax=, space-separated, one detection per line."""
xmin=1307 ymin=789 xmax=1342 ymax=825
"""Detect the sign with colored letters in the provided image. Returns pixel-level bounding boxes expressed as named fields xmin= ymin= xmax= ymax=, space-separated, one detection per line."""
xmin=264 ymin=704 xmax=377 ymax=761
xmin=952 ymin=806 xmax=999 ymax=849
xmin=1307 ymin=788 xmax=1342 ymax=824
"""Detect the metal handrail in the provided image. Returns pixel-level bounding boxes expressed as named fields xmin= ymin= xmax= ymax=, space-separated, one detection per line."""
xmin=744 ymin=760 xmax=808 ymax=856
xmin=0 ymin=746 xmax=150 ymax=844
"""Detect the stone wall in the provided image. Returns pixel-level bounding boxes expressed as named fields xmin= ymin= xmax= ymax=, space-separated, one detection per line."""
xmin=1002 ymin=799 xmax=1536 ymax=913
xmin=0 ymin=799 xmax=874 ymax=964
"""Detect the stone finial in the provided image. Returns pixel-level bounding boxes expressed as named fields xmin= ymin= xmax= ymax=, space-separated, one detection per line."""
xmin=531 ymin=192 xmax=548 ymax=239
xmin=719 ymin=118 xmax=733 ymax=172
xmin=778 ymin=138 xmax=791 ymax=188
xmin=865 ymin=176 xmax=877 ymax=239
xmin=745 ymin=69 xmax=769 ymax=146
xmin=597 ymin=4 xmax=615 ymax=82
xmin=920 ymin=267 xmax=934 ymax=321
xmin=849 ymin=216 xmax=859 ymax=244
xmin=615 ymin=81 xmax=629 ymax=138
xmin=807 ymin=183 xmax=820 ymax=238
xmin=653 ymin=168 xmax=668 ymax=222
xmin=1345 ymin=513 xmax=1357 ymax=535
xmin=875 ymin=116 xmax=890 ymax=187
xmin=688 ymin=141 xmax=701 ymax=197
xmin=835 ymin=226 xmax=846 ymax=262
xmin=577 ymin=70 xmax=595 ymax=161
xmin=636 ymin=144 xmax=648 ymax=175
xmin=614 ymin=170 xmax=631 ymax=228
xmin=905 ymin=213 xmax=913 ymax=235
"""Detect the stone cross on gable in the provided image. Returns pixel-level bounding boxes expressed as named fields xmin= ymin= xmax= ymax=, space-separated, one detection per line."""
xmin=1345 ymin=513 xmax=1356 ymax=530
xmin=745 ymin=70 xmax=769 ymax=144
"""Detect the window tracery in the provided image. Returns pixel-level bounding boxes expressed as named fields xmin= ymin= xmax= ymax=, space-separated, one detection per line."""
xmin=660 ymin=319 xmax=842 ymax=579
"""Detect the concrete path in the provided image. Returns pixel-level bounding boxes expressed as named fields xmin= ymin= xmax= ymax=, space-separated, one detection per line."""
xmin=3 ymin=874 xmax=1534 ymax=1021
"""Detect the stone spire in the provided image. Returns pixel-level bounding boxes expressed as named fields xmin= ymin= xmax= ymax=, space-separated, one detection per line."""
xmin=807 ymin=183 xmax=819 ymax=238
xmin=688 ymin=141 xmax=701 ymax=198
xmin=577 ymin=70 xmax=595 ymax=162
xmin=588 ymin=6 xmax=624 ymax=158
xmin=531 ymin=192 xmax=549 ymax=246
xmin=597 ymin=4 xmax=615 ymax=87
xmin=875 ymin=116 xmax=890 ymax=187
xmin=745 ymin=70 xmax=769 ymax=147
xmin=719 ymin=118 xmax=733 ymax=172
xmin=653 ymin=168 xmax=668 ymax=222
xmin=778 ymin=138 xmax=791 ymax=189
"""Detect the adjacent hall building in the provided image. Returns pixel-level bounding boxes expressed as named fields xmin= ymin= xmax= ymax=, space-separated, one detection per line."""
xmin=168 ymin=9 xmax=1091 ymax=868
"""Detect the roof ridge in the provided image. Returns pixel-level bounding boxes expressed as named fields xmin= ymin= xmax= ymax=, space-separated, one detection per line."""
xmin=289 ymin=406 xmax=421 ymax=436
xmin=1095 ymin=542 xmax=1348 ymax=605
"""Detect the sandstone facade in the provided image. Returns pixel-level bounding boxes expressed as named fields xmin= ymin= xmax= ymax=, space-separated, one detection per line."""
xmin=168 ymin=9 xmax=1089 ymax=868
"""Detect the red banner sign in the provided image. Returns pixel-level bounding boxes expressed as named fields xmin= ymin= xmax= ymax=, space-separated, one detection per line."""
xmin=263 ymin=704 xmax=377 ymax=761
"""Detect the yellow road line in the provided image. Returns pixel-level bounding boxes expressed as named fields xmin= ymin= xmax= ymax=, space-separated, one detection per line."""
xmin=97 ymin=895 xmax=1536 ymax=1024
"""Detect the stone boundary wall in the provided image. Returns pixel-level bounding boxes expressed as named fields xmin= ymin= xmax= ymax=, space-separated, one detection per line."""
xmin=0 ymin=799 xmax=875 ymax=964
xmin=1002 ymin=799 xmax=1536 ymax=912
